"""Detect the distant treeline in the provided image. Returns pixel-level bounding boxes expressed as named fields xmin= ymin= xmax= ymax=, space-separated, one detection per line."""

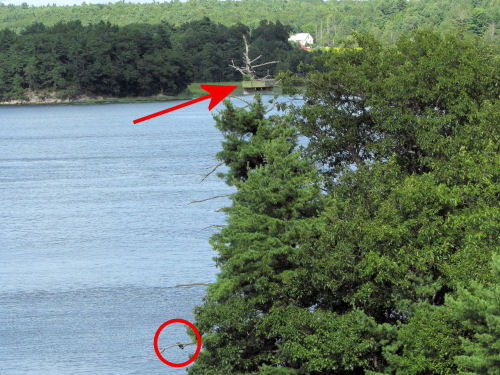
xmin=0 ymin=0 xmax=497 ymax=45
xmin=0 ymin=19 xmax=313 ymax=100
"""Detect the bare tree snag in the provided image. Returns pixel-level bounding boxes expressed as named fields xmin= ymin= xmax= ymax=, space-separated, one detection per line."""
xmin=229 ymin=35 xmax=278 ymax=80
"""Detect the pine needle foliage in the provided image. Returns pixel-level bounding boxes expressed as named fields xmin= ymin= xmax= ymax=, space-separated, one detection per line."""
xmin=447 ymin=254 xmax=500 ymax=375
xmin=189 ymin=97 xmax=324 ymax=374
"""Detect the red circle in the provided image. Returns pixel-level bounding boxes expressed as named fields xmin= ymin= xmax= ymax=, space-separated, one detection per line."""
xmin=153 ymin=319 xmax=202 ymax=367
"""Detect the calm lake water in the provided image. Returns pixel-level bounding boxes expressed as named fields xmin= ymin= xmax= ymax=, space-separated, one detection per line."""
xmin=0 ymin=100 xmax=235 ymax=374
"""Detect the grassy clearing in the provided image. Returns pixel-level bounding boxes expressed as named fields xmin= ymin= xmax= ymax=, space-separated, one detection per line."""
xmin=0 ymin=82 xmax=245 ymax=106
xmin=185 ymin=82 xmax=244 ymax=97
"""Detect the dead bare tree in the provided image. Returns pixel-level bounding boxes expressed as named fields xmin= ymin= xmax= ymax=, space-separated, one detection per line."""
xmin=229 ymin=35 xmax=278 ymax=80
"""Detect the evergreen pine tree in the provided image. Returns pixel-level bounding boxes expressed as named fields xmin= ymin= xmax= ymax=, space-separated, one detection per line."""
xmin=447 ymin=254 xmax=500 ymax=375
xmin=188 ymin=98 xmax=324 ymax=374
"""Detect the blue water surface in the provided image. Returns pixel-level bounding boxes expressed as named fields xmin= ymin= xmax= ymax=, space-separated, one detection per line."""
xmin=0 ymin=100 xmax=235 ymax=374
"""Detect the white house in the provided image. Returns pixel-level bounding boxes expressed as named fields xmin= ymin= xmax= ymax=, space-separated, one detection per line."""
xmin=288 ymin=33 xmax=314 ymax=49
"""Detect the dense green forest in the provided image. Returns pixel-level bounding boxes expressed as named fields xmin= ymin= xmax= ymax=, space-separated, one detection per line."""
xmin=188 ymin=30 xmax=500 ymax=374
xmin=0 ymin=19 xmax=311 ymax=100
xmin=0 ymin=0 xmax=498 ymax=44
xmin=1 ymin=0 xmax=497 ymax=101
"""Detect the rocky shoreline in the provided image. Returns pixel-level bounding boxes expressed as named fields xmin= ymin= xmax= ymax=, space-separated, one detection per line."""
xmin=0 ymin=90 xmax=190 ymax=106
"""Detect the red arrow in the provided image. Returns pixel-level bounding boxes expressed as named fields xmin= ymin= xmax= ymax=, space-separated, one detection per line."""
xmin=133 ymin=84 xmax=237 ymax=124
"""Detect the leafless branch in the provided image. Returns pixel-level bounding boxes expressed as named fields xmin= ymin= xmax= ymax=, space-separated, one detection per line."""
xmin=252 ymin=61 xmax=279 ymax=69
xmin=200 ymin=161 xmax=224 ymax=183
xmin=265 ymin=101 xmax=277 ymax=114
xmin=189 ymin=194 xmax=231 ymax=204
xmin=201 ymin=224 xmax=226 ymax=230
xmin=249 ymin=55 xmax=262 ymax=64
xmin=232 ymin=96 xmax=253 ymax=107
xmin=158 ymin=342 xmax=197 ymax=353
xmin=229 ymin=60 xmax=248 ymax=76
xmin=175 ymin=282 xmax=211 ymax=287
xmin=229 ymin=35 xmax=278 ymax=80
